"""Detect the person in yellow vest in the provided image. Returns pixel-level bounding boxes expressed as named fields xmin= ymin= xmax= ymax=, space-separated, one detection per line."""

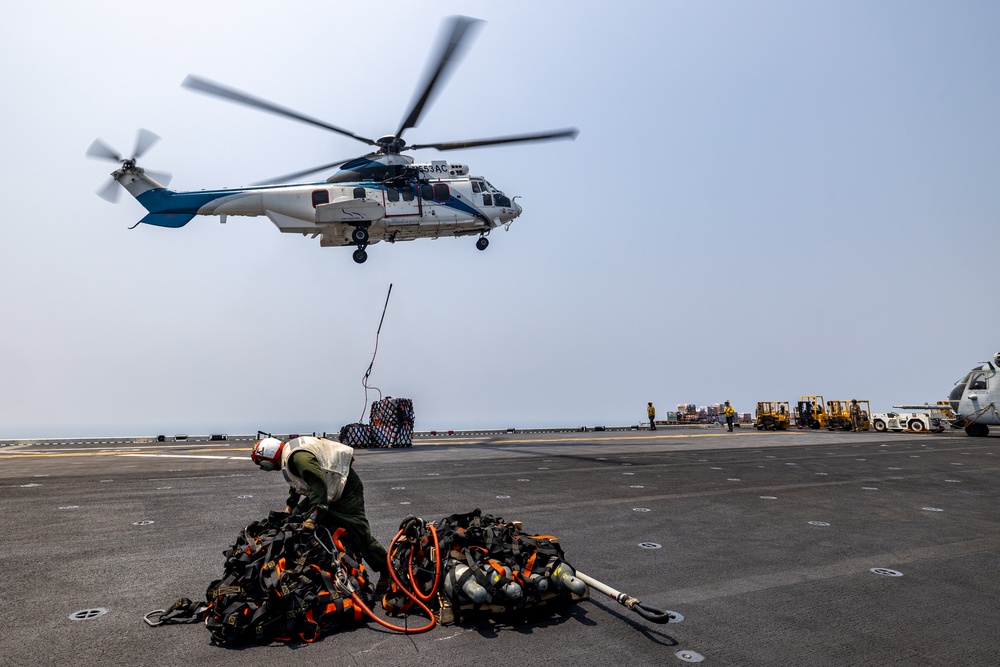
xmin=723 ymin=400 xmax=736 ymax=432
xmin=251 ymin=435 xmax=390 ymax=596
xmin=647 ymin=402 xmax=656 ymax=430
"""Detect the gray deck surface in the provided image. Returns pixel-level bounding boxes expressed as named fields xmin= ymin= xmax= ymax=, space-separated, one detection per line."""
xmin=2 ymin=427 xmax=997 ymax=666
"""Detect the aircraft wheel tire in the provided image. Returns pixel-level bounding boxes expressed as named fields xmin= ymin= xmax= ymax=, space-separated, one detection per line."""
xmin=965 ymin=423 xmax=989 ymax=437
xmin=352 ymin=248 xmax=368 ymax=264
xmin=476 ymin=237 xmax=489 ymax=251
xmin=351 ymin=226 xmax=369 ymax=244
xmin=873 ymin=420 xmax=887 ymax=433
xmin=908 ymin=420 xmax=925 ymax=432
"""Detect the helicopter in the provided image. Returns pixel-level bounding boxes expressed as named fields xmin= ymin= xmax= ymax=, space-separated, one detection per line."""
xmin=944 ymin=351 xmax=1000 ymax=436
xmin=896 ymin=350 xmax=1000 ymax=437
xmin=86 ymin=16 xmax=577 ymax=264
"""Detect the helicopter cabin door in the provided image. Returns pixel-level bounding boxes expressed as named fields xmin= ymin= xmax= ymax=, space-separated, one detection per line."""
xmin=382 ymin=181 xmax=423 ymax=219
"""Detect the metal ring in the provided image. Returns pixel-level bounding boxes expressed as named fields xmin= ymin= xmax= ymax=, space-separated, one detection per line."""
xmin=143 ymin=610 xmax=165 ymax=627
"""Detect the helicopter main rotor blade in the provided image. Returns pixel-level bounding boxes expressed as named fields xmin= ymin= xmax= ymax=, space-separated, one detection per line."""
xmin=251 ymin=157 xmax=359 ymax=186
xmin=182 ymin=75 xmax=377 ymax=148
xmin=86 ymin=138 xmax=122 ymax=162
xmin=409 ymin=128 xmax=580 ymax=152
xmin=395 ymin=15 xmax=482 ymax=139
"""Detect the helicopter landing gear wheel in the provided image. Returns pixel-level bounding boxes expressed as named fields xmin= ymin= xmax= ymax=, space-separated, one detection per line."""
xmin=351 ymin=226 xmax=369 ymax=245
xmin=352 ymin=248 xmax=368 ymax=264
xmin=965 ymin=423 xmax=989 ymax=437
xmin=476 ymin=236 xmax=489 ymax=251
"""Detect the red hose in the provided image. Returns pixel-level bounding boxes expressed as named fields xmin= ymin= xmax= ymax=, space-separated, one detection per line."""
xmin=349 ymin=591 xmax=435 ymax=634
xmin=348 ymin=525 xmax=441 ymax=634
xmin=408 ymin=525 xmax=440 ymax=602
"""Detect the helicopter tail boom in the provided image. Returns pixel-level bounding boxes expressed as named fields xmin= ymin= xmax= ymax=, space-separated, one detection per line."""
xmin=109 ymin=169 xmax=196 ymax=228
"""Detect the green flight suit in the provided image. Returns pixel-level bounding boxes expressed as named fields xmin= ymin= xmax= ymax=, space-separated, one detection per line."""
xmin=285 ymin=450 xmax=388 ymax=576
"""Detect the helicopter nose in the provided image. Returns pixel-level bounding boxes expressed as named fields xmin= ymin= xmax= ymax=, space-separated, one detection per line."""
xmin=513 ymin=198 xmax=522 ymax=217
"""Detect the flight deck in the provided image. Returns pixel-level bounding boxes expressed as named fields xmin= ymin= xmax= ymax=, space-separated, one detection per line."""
xmin=1 ymin=427 xmax=997 ymax=666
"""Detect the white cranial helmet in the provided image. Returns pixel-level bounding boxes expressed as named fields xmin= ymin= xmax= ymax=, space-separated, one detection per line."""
xmin=251 ymin=437 xmax=285 ymax=470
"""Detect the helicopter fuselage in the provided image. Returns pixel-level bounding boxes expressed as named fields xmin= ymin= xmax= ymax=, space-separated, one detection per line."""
xmin=112 ymin=158 xmax=522 ymax=257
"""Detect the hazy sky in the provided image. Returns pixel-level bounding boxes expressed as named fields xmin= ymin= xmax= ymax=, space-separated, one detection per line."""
xmin=1 ymin=1 xmax=998 ymax=438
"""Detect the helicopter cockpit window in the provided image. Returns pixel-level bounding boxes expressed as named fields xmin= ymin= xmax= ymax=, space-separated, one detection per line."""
xmin=385 ymin=186 xmax=399 ymax=203
xmin=433 ymin=183 xmax=450 ymax=202
xmin=482 ymin=193 xmax=493 ymax=206
xmin=311 ymin=190 xmax=330 ymax=207
xmin=401 ymin=185 xmax=415 ymax=202
xmin=494 ymin=193 xmax=511 ymax=208
xmin=969 ymin=372 xmax=988 ymax=390
xmin=353 ymin=187 xmax=366 ymax=199
xmin=472 ymin=180 xmax=483 ymax=194
xmin=420 ymin=184 xmax=434 ymax=201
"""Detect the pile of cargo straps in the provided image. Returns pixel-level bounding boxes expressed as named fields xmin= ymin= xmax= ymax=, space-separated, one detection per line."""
xmin=382 ymin=509 xmax=586 ymax=626
xmin=146 ymin=511 xmax=374 ymax=645
xmin=146 ymin=509 xmax=589 ymax=645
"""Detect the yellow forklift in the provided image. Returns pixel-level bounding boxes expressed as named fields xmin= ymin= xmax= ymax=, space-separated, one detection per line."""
xmin=794 ymin=395 xmax=828 ymax=429
xmin=826 ymin=399 xmax=871 ymax=431
xmin=755 ymin=401 xmax=791 ymax=430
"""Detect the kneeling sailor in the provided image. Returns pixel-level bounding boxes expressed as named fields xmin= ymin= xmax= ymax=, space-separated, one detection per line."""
xmin=251 ymin=435 xmax=390 ymax=596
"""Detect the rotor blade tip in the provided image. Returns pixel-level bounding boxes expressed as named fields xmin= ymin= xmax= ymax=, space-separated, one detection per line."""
xmin=96 ymin=180 xmax=122 ymax=203
xmin=86 ymin=138 xmax=121 ymax=162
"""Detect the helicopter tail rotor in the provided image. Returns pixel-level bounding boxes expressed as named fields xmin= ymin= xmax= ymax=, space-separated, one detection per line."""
xmin=86 ymin=128 xmax=172 ymax=202
xmin=85 ymin=137 xmax=124 ymax=163
xmin=131 ymin=128 xmax=161 ymax=162
xmin=95 ymin=176 xmax=124 ymax=203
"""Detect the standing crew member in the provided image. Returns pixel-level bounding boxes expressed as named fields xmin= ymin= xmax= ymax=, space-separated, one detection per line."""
xmin=723 ymin=400 xmax=736 ymax=432
xmin=849 ymin=399 xmax=863 ymax=432
xmin=647 ymin=402 xmax=657 ymax=430
xmin=251 ymin=435 xmax=390 ymax=595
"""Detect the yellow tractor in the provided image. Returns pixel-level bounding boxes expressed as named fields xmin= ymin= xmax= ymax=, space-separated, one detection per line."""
xmin=826 ymin=399 xmax=871 ymax=431
xmin=794 ymin=395 xmax=828 ymax=429
xmin=755 ymin=401 xmax=791 ymax=431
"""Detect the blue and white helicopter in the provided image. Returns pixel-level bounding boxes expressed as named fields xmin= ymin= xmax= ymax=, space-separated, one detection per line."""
xmin=86 ymin=17 xmax=577 ymax=263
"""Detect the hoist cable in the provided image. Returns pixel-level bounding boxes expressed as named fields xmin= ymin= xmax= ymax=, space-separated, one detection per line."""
xmin=361 ymin=284 xmax=393 ymax=422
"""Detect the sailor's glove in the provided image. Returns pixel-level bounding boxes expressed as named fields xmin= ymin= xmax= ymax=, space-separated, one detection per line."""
xmin=300 ymin=518 xmax=316 ymax=532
